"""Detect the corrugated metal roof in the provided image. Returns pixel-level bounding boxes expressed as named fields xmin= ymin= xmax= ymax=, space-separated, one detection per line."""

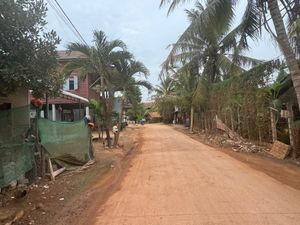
xmin=148 ymin=112 xmax=161 ymax=118
xmin=57 ymin=50 xmax=87 ymax=60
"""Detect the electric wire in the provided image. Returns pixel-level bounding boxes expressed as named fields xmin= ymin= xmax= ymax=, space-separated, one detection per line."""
xmin=46 ymin=0 xmax=88 ymax=45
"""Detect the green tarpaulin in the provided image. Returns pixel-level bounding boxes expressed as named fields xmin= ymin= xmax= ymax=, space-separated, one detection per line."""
xmin=38 ymin=119 xmax=91 ymax=169
xmin=0 ymin=105 xmax=33 ymax=188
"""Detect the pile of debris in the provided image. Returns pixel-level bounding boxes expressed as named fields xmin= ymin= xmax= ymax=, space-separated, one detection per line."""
xmin=193 ymin=116 xmax=270 ymax=153
xmin=204 ymin=133 xmax=269 ymax=153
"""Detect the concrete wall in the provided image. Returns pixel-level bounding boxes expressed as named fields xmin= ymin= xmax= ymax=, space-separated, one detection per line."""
xmin=0 ymin=88 xmax=30 ymax=108
xmin=0 ymin=88 xmax=30 ymax=141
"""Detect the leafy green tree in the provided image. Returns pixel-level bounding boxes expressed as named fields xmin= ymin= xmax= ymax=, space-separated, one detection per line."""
xmin=125 ymin=86 xmax=146 ymax=122
xmin=66 ymin=30 xmax=132 ymax=147
xmin=0 ymin=0 xmax=61 ymax=97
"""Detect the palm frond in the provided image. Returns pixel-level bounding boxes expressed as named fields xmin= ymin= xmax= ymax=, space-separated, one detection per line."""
xmin=67 ymin=43 xmax=91 ymax=57
xmin=160 ymin=0 xmax=194 ymax=15
xmin=133 ymin=80 xmax=153 ymax=91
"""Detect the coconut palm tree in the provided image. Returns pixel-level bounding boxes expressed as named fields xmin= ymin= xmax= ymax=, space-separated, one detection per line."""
xmin=65 ymin=30 xmax=132 ymax=147
xmin=160 ymin=0 xmax=300 ymax=110
xmin=154 ymin=74 xmax=177 ymax=123
xmin=162 ymin=1 xmax=262 ymax=83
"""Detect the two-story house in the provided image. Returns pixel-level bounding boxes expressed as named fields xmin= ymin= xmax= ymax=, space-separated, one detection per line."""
xmin=44 ymin=51 xmax=100 ymax=121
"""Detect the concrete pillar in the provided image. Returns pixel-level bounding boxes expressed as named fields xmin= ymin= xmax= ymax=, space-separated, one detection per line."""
xmin=85 ymin=106 xmax=90 ymax=116
xmin=52 ymin=104 xmax=56 ymax=121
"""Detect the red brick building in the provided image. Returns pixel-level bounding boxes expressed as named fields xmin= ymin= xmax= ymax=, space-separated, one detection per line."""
xmin=44 ymin=51 xmax=100 ymax=121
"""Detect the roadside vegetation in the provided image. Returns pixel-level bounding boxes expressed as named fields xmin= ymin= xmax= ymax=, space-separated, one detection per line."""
xmin=0 ymin=0 xmax=62 ymax=97
xmin=66 ymin=30 xmax=152 ymax=147
xmin=156 ymin=0 xmax=299 ymax=148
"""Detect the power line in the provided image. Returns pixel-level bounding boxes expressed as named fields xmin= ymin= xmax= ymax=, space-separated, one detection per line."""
xmin=46 ymin=0 xmax=88 ymax=45
xmin=47 ymin=0 xmax=76 ymax=37
xmin=52 ymin=0 xmax=88 ymax=45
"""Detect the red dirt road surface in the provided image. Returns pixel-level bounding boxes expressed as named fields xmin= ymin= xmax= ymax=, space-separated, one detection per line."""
xmin=92 ymin=124 xmax=300 ymax=225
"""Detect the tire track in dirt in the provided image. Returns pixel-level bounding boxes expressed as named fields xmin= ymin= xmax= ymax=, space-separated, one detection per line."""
xmin=89 ymin=124 xmax=300 ymax=225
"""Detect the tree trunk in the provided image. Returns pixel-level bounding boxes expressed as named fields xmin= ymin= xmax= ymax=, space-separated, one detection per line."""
xmin=105 ymin=93 xmax=114 ymax=148
xmin=190 ymin=106 xmax=194 ymax=132
xmin=45 ymin=93 xmax=49 ymax=119
xmin=268 ymin=0 xmax=300 ymax=111
xmin=287 ymin=103 xmax=295 ymax=157
xmin=270 ymin=108 xmax=277 ymax=142
xmin=230 ymin=111 xmax=234 ymax=131
xmin=114 ymin=97 xmax=124 ymax=148
xmin=237 ymin=107 xmax=241 ymax=136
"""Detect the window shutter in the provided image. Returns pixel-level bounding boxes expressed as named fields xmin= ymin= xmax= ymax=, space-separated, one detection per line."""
xmin=74 ymin=76 xmax=78 ymax=90
xmin=63 ymin=79 xmax=69 ymax=90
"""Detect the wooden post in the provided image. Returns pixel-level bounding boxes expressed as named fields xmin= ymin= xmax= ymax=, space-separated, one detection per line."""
xmin=270 ymin=108 xmax=277 ymax=142
xmin=78 ymin=100 xmax=81 ymax=119
xmin=41 ymin=147 xmax=46 ymax=178
xmin=45 ymin=93 xmax=49 ymax=119
xmin=287 ymin=103 xmax=295 ymax=157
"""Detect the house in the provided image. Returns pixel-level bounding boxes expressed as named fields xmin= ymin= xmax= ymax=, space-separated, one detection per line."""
xmin=146 ymin=111 xmax=162 ymax=121
xmin=0 ymin=88 xmax=33 ymax=189
xmin=0 ymin=88 xmax=31 ymax=109
xmin=0 ymin=88 xmax=31 ymax=134
xmin=143 ymin=101 xmax=162 ymax=122
xmin=43 ymin=51 xmax=100 ymax=121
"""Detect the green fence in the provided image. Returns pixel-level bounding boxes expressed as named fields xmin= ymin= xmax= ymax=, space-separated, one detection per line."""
xmin=38 ymin=119 xmax=91 ymax=169
xmin=0 ymin=105 xmax=34 ymax=188
xmin=0 ymin=106 xmax=91 ymax=188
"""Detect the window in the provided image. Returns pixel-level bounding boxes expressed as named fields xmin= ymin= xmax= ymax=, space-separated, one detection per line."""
xmin=69 ymin=78 xmax=75 ymax=90
xmin=63 ymin=75 xmax=78 ymax=91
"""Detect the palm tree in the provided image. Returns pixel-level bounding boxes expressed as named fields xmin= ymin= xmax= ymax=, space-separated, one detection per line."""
xmin=266 ymin=0 xmax=300 ymax=111
xmin=65 ymin=30 xmax=132 ymax=147
xmin=174 ymin=67 xmax=199 ymax=131
xmin=154 ymin=74 xmax=177 ymax=123
xmin=160 ymin=0 xmax=300 ymax=110
xmin=112 ymin=59 xmax=152 ymax=146
xmin=162 ymin=1 xmax=262 ymax=83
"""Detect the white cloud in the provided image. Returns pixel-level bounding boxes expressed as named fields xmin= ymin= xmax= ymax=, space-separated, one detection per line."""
xmin=46 ymin=0 xmax=281 ymax=101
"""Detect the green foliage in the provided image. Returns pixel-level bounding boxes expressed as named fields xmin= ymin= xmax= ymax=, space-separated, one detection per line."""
xmin=0 ymin=0 xmax=61 ymax=96
xmin=66 ymin=31 xmax=150 ymax=147
xmin=208 ymin=60 xmax=281 ymax=140
xmin=154 ymin=75 xmax=176 ymax=123
xmin=161 ymin=1 xmax=264 ymax=87
xmin=89 ymin=99 xmax=103 ymax=121
xmin=127 ymin=103 xmax=145 ymax=121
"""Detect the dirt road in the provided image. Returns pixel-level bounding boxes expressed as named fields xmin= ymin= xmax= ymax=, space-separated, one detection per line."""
xmin=92 ymin=124 xmax=300 ymax=225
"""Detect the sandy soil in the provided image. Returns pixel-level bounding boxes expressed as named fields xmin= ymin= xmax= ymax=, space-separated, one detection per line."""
xmin=0 ymin=125 xmax=142 ymax=225
xmin=172 ymin=124 xmax=300 ymax=191
xmin=87 ymin=124 xmax=300 ymax=225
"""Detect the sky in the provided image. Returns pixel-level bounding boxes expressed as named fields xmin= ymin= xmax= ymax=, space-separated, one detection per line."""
xmin=45 ymin=0 xmax=282 ymax=101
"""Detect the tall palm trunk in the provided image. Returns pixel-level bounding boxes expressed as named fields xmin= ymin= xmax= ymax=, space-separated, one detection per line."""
xmin=104 ymin=92 xmax=114 ymax=147
xmin=267 ymin=0 xmax=300 ymax=110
